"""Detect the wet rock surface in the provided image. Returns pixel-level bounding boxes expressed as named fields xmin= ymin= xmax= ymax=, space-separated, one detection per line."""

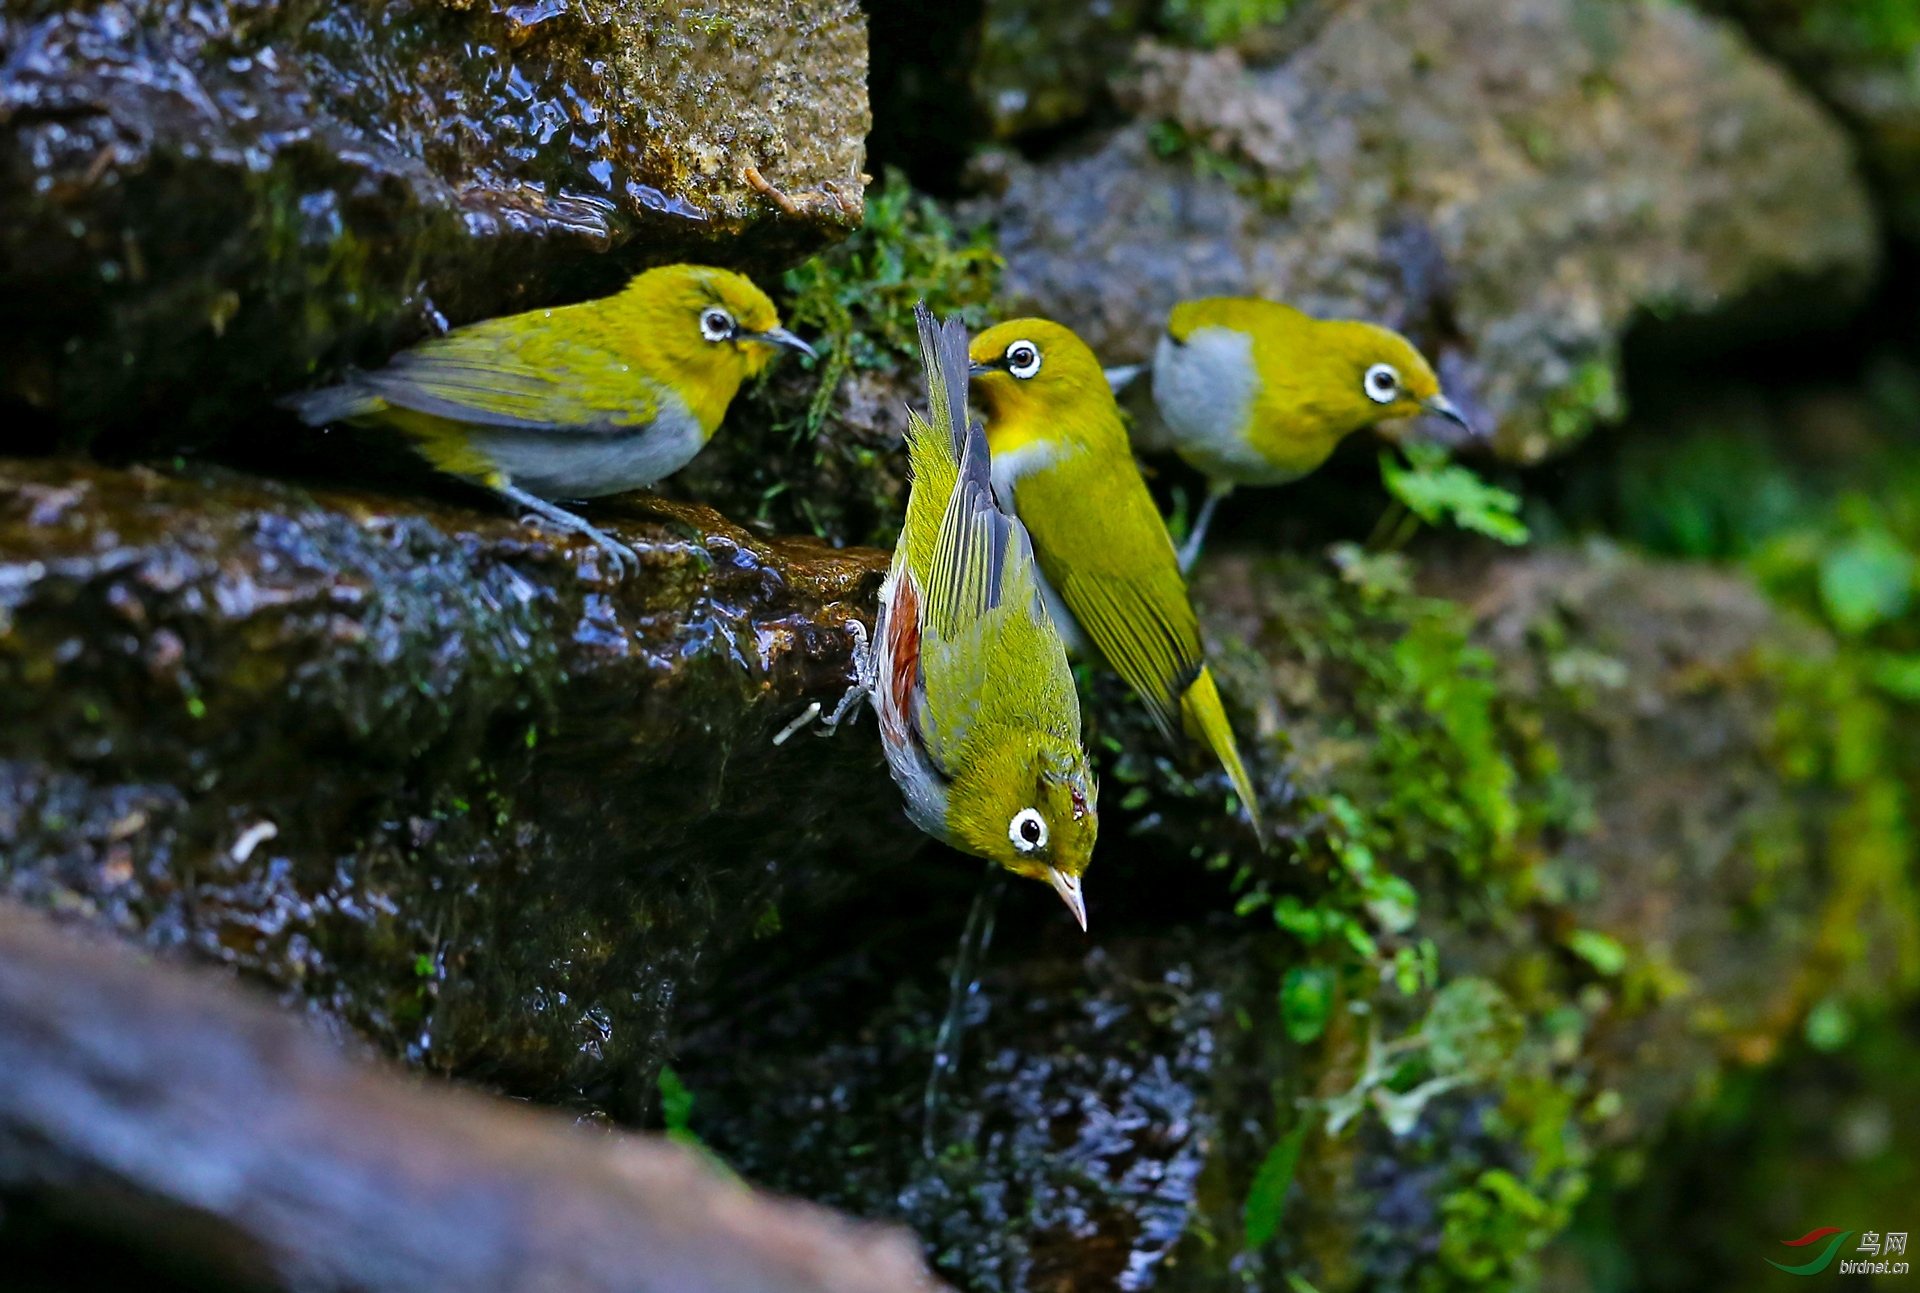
xmin=0 ymin=456 xmax=895 ymax=1114
xmin=680 ymin=923 xmax=1238 ymax=1293
xmin=974 ymin=0 xmax=1875 ymax=462
xmin=0 ymin=0 xmax=868 ymax=454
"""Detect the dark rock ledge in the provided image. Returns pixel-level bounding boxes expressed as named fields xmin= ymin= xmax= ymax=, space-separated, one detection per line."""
xmin=0 ymin=456 xmax=895 ymax=1116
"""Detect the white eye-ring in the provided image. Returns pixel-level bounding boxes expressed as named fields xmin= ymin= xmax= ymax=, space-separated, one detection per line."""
xmin=1364 ymin=362 xmax=1401 ymax=405
xmin=1009 ymin=807 xmax=1048 ymax=853
xmin=1006 ymin=341 xmax=1042 ymax=380
xmin=700 ymin=307 xmax=735 ymax=342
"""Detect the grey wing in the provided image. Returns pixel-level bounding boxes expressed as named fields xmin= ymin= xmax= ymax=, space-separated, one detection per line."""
xmin=913 ymin=303 xmax=972 ymax=462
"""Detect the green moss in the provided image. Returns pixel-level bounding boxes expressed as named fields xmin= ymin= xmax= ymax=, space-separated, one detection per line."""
xmin=1148 ymin=118 xmax=1299 ymax=213
xmin=1541 ymin=358 xmax=1625 ymax=452
xmin=781 ymin=170 xmax=1002 ymax=433
xmin=670 ymin=171 xmax=1002 ymax=546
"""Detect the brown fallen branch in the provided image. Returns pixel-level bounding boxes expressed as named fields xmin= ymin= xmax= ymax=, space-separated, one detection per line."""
xmin=0 ymin=902 xmax=942 ymax=1293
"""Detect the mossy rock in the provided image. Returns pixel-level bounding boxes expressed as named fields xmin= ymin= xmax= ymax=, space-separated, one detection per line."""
xmin=0 ymin=0 xmax=869 ymax=458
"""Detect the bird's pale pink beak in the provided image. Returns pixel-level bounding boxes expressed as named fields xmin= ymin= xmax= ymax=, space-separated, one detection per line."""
xmin=1048 ymin=868 xmax=1088 ymax=931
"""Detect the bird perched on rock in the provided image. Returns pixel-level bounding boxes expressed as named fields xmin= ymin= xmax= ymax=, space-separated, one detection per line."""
xmin=968 ymin=318 xmax=1264 ymax=843
xmin=281 ymin=264 xmax=813 ymax=575
xmin=1145 ymin=297 xmax=1469 ymax=570
xmin=824 ymin=305 xmax=1098 ymax=928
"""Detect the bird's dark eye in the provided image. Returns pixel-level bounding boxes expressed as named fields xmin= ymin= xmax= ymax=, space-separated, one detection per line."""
xmin=1364 ymin=362 xmax=1400 ymax=404
xmin=1006 ymin=341 xmax=1042 ymax=380
xmin=1009 ymin=807 xmax=1048 ymax=852
xmin=700 ymin=308 xmax=736 ymax=342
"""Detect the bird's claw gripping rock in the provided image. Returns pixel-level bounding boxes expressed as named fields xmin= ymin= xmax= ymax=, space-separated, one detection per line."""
xmin=816 ymin=619 xmax=872 ymax=736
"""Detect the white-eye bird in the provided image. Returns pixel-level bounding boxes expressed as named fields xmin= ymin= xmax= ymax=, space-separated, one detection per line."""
xmin=281 ymin=264 xmax=813 ymax=574
xmin=968 ymin=318 xmax=1265 ymax=843
xmin=826 ymin=304 xmax=1099 ymax=928
xmin=1148 ymin=297 xmax=1469 ymax=570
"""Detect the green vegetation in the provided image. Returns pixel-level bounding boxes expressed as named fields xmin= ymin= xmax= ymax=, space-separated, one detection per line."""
xmin=1380 ymin=443 xmax=1531 ymax=546
xmin=1094 ymin=544 xmax=1605 ymax=1286
xmin=1801 ymin=0 xmax=1920 ymax=57
xmin=780 ymin=169 xmax=1001 ymax=434
xmin=1159 ymin=0 xmax=1292 ymax=47
xmin=683 ymin=171 xmax=1000 ymax=545
xmin=1540 ymin=362 xmax=1920 ymax=1289
xmin=1147 ymin=118 xmax=1299 ymax=213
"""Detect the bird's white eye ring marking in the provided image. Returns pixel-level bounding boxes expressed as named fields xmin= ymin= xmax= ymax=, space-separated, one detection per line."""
xmin=1009 ymin=807 xmax=1048 ymax=853
xmin=1364 ymin=362 xmax=1400 ymax=404
xmin=700 ymin=307 xmax=736 ymax=342
xmin=1006 ymin=341 xmax=1042 ymax=380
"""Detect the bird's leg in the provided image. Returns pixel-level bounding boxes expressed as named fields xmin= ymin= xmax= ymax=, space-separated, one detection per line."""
xmin=1177 ymin=481 xmax=1233 ymax=576
xmin=816 ymin=618 xmax=872 ymax=735
xmin=498 ymin=483 xmax=640 ymax=578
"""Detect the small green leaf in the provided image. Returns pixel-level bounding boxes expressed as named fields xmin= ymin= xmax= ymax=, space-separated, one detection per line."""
xmin=658 ymin=1064 xmax=695 ymax=1134
xmin=1565 ymin=929 xmax=1627 ymax=977
xmin=1804 ymin=996 xmax=1854 ymax=1053
xmin=1243 ymin=1121 xmax=1309 ymax=1248
xmin=1873 ymin=651 xmax=1920 ymax=700
xmin=1817 ymin=529 xmax=1914 ymax=635
xmin=1281 ymin=965 xmax=1337 ymax=1044
xmin=1381 ymin=445 xmax=1530 ymax=545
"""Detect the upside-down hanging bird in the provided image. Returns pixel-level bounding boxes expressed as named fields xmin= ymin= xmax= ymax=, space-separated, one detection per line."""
xmin=281 ymin=264 xmax=813 ymax=574
xmin=824 ymin=304 xmax=1099 ymax=928
xmin=968 ymin=317 xmax=1265 ymax=842
xmin=1145 ymin=297 xmax=1469 ymax=569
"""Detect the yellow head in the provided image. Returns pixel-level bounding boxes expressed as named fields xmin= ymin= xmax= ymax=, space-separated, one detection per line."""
xmin=968 ymin=318 xmax=1128 ymax=454
xmin=612 ymin=264 xmax=814 ymax=432
xmin=1164 ymin=299 xmax=1466 ymax=478
xmin=945 ymin=728 xmax=1098 ymax=926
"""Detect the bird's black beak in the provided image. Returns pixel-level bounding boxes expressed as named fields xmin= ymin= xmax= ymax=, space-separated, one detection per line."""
xmin=968 ymin=358 xmax=1002 ymax=378
xmin=747 ymin=327 xmax=817 ymax=359
xmin=1421 ymin=392 xmax=1474 ymax=434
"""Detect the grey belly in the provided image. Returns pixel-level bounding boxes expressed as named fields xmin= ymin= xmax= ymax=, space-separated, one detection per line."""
xmin=469 ymin=403 xmax=707 ymax=500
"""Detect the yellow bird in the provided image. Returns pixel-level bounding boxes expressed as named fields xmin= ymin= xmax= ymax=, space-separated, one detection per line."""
xmin=823 ymin=305 xmax=1098 ymax=927
xmin=282 ymin=264 xmax=813 ymax=574
xmin=1147 ymin=297 xmax=1468 ymax=569
xmin=969 ymin=318 xmax=1264 ymax=841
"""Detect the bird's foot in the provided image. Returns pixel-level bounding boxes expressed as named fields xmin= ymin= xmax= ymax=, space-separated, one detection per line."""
xmin=815 ymin=618 xmax=873 ymax=737
xmin=815 ymin=683 xmax=866 ymax=736
xmin=500 ymin=484 xmax=639 ymax=579
xmin=581 ymin=525 xmax=641 ymax=579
